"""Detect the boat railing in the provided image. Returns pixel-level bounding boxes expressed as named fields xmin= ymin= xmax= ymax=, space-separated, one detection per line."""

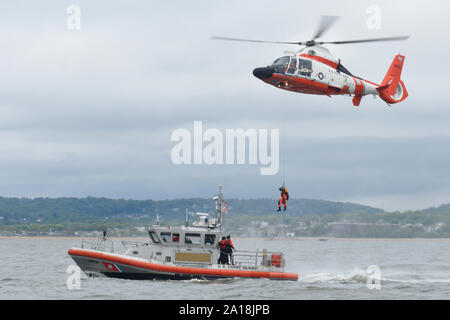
xmin=122 ymin=240 xmax=149 ymax=250
xmin=81 ymin=237 xmax=114 ymax=253
xmin=230 ymin=250 xmax=285 ymax=269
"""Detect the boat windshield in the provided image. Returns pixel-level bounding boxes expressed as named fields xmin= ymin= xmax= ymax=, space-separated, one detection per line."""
xmin=149 ymin=231 xmax=160 ymax=243
xmin=205 ymin=234 xmax=216 ymax=245
xmin=185 ymin=233 xmax=201 ymax=245
xmin=160 ymin=232 xmax=172 ymax=242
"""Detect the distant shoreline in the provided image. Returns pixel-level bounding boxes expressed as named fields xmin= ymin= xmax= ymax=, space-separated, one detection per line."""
xmin=1 ymin=236 xmax=449 ymax=241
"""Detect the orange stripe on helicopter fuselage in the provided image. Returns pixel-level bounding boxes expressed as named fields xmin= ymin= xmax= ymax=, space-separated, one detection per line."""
xmin=352 ymin=77 xmax=365 ymax=95
xmin=68 ymin=248 xmax=299 ymax=281
xmin=299 ymin=53 xmax=338 ymax=69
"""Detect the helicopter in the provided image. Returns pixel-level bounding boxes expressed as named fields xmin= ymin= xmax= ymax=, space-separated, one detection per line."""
xmin=211 ymin=16 xmax=409 ymax=107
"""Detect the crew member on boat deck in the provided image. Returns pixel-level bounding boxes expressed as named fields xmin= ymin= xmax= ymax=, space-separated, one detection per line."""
xmin=224 ymin=235 xmax=235 ymax=265
xmin=217 ymin=236 xmax=227 ymax=264
xmin=277 ymin=186 xmax=289 ymax=212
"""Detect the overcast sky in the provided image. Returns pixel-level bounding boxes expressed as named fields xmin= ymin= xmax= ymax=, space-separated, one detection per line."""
xmin=0 ymin=0 xmax=450 ymax=211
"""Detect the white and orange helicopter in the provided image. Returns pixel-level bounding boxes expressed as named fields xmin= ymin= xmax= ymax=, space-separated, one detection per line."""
xmin=212 ymin=16 xmax=409 ymax=107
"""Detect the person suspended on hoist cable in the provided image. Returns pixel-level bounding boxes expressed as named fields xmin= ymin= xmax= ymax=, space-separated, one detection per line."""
xmin=277 ymin=185 xmax=289 ymax=211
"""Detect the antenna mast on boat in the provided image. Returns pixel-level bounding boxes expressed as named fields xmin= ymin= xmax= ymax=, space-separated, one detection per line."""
xmin=215 ymin=184 xmax=223 ymax=229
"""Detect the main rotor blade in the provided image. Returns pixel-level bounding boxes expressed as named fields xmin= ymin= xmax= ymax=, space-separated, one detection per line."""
xmin=319 ymin=35 xmax=410 ymax=45
xmin=210 ymin=36 xmax=303 ymax=45
xmin=312 ymin=15 xmax=340 ymax=40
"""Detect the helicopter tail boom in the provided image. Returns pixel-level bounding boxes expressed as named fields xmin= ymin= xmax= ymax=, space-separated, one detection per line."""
xmin=377 ymin=54 xmax=408 ymax=104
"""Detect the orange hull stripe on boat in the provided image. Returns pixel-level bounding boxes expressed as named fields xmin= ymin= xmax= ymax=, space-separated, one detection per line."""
xmin=68 ymin=248 xmax=298 ymax=281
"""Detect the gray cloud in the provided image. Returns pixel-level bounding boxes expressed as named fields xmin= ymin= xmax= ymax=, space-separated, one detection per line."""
xmin=0 ymin=0 xmax=449 ymax=211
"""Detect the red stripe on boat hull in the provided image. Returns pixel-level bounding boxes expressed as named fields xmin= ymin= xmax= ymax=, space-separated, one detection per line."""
xmin=68 ymin=248 xmax=298 ymax=281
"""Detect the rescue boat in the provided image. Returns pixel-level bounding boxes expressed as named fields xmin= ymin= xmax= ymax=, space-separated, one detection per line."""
xmin=67 ymin=185 xmax=298 ymax=281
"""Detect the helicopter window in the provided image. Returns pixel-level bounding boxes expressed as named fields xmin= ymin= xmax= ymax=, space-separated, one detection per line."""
xmin=172 ymin=233 xmax=180 ymax=242
xmin=286 ymin=58 xmax=297 ymax=74
xmin=298 ymin=59 xmax=312 ymax=77
xmin=271 ymin=56 xmax=290 ymax=74
xmin=205 ymin=234 xmax=216 ymax=245
xmin=185 ymin=233 xmax=201 ymax=245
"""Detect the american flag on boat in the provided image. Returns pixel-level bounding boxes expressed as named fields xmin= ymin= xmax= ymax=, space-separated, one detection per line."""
xmin=221 ymin=200 xmax=228 ymax=214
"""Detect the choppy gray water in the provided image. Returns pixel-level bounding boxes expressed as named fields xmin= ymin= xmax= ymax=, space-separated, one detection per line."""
xmin=1 ymin=237 xmax=449 ymax=299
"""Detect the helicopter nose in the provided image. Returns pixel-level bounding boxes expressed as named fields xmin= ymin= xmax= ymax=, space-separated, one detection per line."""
xmin=253 ymin=67 xmax=273 ymax=80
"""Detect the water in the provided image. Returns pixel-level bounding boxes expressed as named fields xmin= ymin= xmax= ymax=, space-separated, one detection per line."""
xmin=1 ymin=237 xmax=449 ymax=299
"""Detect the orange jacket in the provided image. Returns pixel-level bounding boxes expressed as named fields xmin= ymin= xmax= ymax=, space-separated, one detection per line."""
xmin=217 ymin=240 xmax=225 ymax=249
xmin=224 ymin=239 xmax=235 ymax=250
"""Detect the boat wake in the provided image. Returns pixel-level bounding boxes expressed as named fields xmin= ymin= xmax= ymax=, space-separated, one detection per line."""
xmin=298 ymin=268 xmax=450 ymax=286
xmin=299 ymin=268 xmax=371 ymax=284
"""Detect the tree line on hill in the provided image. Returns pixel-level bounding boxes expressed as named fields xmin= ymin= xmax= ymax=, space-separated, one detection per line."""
xmin=0 ymin=196 xmax=449 ymax=237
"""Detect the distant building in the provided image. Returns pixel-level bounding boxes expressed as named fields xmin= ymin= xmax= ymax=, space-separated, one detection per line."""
xmin=286 ymin=232 xmax=295 ymax=238
xmin=425 ymin=223 xmax=445 ymax=232
xmin=259 ymin=221 xmax=269 ymax=228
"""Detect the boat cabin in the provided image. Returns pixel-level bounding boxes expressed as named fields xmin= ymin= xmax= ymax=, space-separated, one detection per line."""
xmin=126 ymin=223 xmax=223 ymax=266
xmin=80 ymin=185 xmax=288 ymax=274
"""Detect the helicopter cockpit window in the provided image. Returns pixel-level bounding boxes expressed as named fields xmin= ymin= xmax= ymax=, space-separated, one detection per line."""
xmin=271 ymin=56 xmax=290 ymax=74
xmin=286 ymin=58 xmax=297 ymax=75
xmin=298 ymin=59 xmax=312 ymax=77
